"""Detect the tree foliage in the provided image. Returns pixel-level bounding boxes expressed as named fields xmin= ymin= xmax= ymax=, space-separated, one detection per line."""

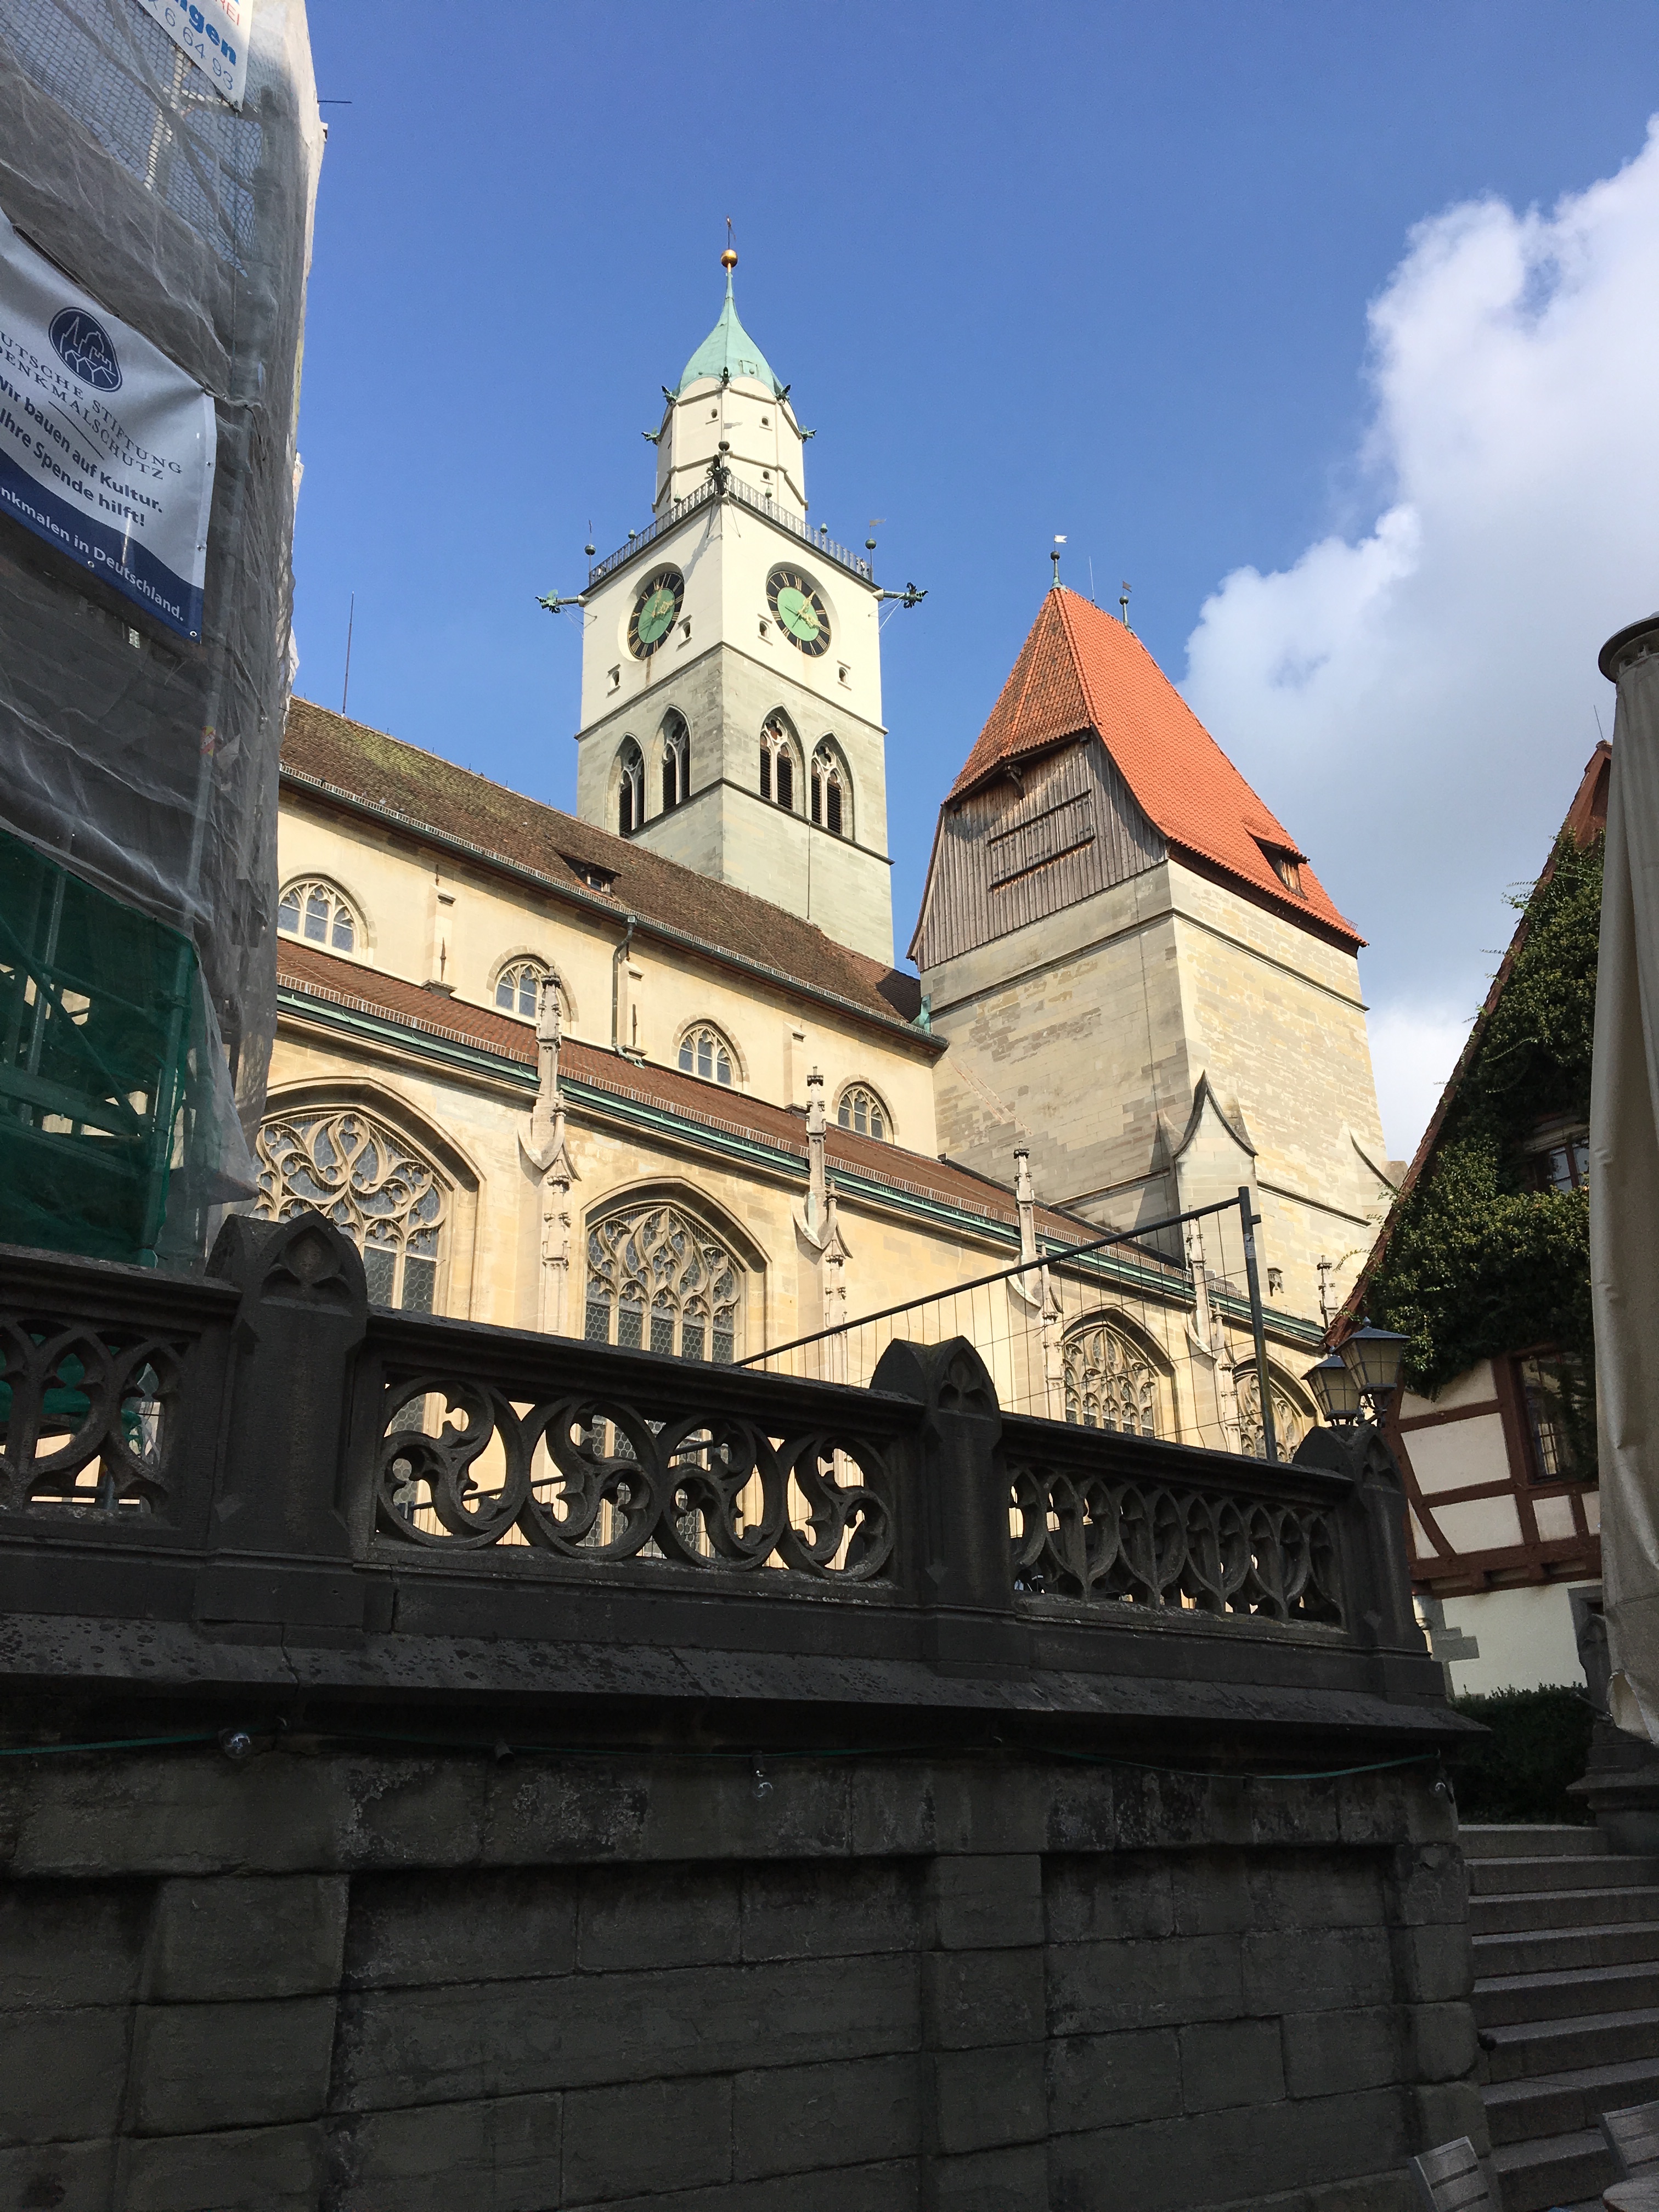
xmin=1367 ymin=832 xmax=1601 ymax=1396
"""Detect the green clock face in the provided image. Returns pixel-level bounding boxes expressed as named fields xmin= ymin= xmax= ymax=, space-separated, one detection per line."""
xmin=766 ymin=566 xmax=830 ymax=656
xmin=628 ymin=568 xmax=685 ymax=658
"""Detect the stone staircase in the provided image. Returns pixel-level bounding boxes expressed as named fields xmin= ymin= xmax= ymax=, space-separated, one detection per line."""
xmin=1465 ymin=1822 xmax=1659 ymax=2212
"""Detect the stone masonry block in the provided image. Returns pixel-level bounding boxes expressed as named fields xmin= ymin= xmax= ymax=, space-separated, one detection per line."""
xmin=1392 ymin=1921 xmax=1475 ymax=2006
xmin=481 ymin=1762 xmax=653 ymax=1865
xmin=344 ymin=1866 xmax=575 ymax=1989
xmin=129 ymin=1995 xmax=338 ymax=2133
xmin=1247 ymin=1855 xmax=1384 ymax=1934
xmin=332 ymin=1954 xmax=920 ymax=2108
xmin=1047 ymin=1936 xmax=1243 ymax=2038
xmin=325 ymin=2092 xmax=561 ymax=2212
xmin=927 ymin=2044 xmax=1045 ymax=2155
xmin=918 ymin=1764 xmax=1048 ymax=1858
xmin=1281 ymin=2005 xmax=1401 ymax=2100
xmin=927 ymin=2142 xmax=1048 ymax=2212
xmin=579 ymin=1864 xmax=739 ymax=1972
xmin=1042 ymin=1767 xmax=1118 ymax=1853
xmin=1044 ymin=1855 xmax=1172 ymax=1944
xmin=150 ymin=1874 xmax=348 ymax=2000
xmin=922 ymin=1947 xmax=1045 ymax=2050
xmin=1386 ymin=1843 xmax=1469 ymax=1929
xmin=1179 ymin=2018 xmax=1285 ymax=2112
xmin=10 ymin=1757 xmax=342 ymax=1878
xmin=1410 ymin=2080 xmax=1490 ymax=2159
xmin=1408 ymin=2001 xmax=1479 ymax=2084
xmin=636 ymin=1759 xmax=853 ymax=1863
xmin=850 ymin=1763 xmax=937 ymax=1858
xmin=1170 ymin=1852 xmax=1252 ymax=1936
xmin=562 ymin=2075 xmax=731 ymax=2202
xmin=1248 ymin=1778 xmax=1340 ymax=1847
xmin=1046 ymin=2029 xmax=1182 ymax=2136
xmin=924 ymin=1855 xmax=1043 ymax=1950
xmin=562 ymin=2158 xmax=918 ymax=2212
xmin=0 ymin=2136 xmax=116 ymax=2212
xmin=0 ymin=2005 xmax=129 ymax=2144
xmin=1242 ymin=1925 xmax=1393 ymax=2016
xmin=122 ymin=2120 xmax=325 ymax=2212
xmin=732 ymin=2054 xmax=919 ymax=2179
xmin=0 ymin=1880 xmax=148 ymax=2006
xmin=741 ymin=1861 xmax=918 ymax=1963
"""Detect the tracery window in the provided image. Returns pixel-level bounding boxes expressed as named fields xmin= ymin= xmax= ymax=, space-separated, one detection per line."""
xmin=494 ymin=958 xmax=551 ymax=1020
xmin=836 ymin=1082 xmax=888 ymax=1141
xmin=1063 ymin=1317 xmax=1160 ymax=1437
xmin=617 ymin=738 xmax=645 ymax=836
xmin=661 ymin=712 xmax=689 ymax=812
xmin=760 ymin=716 xmax=796 ymax=811
xmin=1235 ymin=1367 xmax=1311 ymax=1462
xmin=678 ymin=1022 xmax=735 ymax=1086
xmin=277 ymin=878 xmax=358 ymax=955
xmin=256 ymin=1108 xmax=447 ymax=1313
xmin=583 ymin=1200 xmax=742 ymax=1363
xmin=811 ymin=744 xmax=848 ymax=838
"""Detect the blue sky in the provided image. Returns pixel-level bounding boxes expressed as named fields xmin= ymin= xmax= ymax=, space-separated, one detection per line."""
xmin=292 ymin=5 xmax=1659 ymax=1155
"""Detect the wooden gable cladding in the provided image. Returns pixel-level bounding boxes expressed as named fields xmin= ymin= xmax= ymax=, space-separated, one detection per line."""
xmin=911 ymin=738 xmax=1165 ymax=969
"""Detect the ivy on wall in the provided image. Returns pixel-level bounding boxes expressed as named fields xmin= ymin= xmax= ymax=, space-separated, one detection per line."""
xmin=1367 ymin=830 xmax=1601 ymax=1400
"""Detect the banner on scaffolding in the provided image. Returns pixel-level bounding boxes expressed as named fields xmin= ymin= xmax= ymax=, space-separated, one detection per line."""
xmin=0 ymin=208 xmax=218 ymax=640
xmin=131 ymin=0 xmax=252 ymax=108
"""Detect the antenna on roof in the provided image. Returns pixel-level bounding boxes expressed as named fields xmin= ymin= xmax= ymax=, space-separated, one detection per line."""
xmin=1119 ymin=580 xmax=1133 ymax=631
xmin=341 ymin=592 xmax=354 ymax=717
xmin=1051 ymin=534 xmax=1065 ymax=588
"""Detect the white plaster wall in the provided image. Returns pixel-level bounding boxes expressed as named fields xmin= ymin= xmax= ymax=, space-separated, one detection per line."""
xmin=1441 ymin=1581 xmax=1594 ymax=1697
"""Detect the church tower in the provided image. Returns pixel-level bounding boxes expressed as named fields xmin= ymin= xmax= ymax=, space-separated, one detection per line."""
xmin=572 ymin=254 xmax=895 ymax=968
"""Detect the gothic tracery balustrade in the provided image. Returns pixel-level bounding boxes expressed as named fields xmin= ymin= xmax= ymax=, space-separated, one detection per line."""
xmin=256 ymin=1109 xmax=447 ymax=1313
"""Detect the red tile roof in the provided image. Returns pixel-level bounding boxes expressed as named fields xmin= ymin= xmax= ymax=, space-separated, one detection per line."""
xmin=280 ymin=698 xmax=927 ymax=1037
xmin=275 ymin=938 xmax=1084 ymax=1235
xmin=949 ymin=588 xmax=1361 ymax=946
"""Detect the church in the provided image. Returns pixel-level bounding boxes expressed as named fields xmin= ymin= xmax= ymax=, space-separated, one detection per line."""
xmin=264 ymin=254 xmax=1398 ymax=1449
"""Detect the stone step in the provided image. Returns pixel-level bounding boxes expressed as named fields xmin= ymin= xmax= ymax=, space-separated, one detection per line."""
xmin=1477 ymin=1960 xmax=1659 ymax=2030
xmin=1471 ymin=1856 xmax=1659 ymax=1898
xmin=1473 ymin=1886 xmax=1659 ymax=1936
xmin=1484 ymin=2053 xmax=1659 ymax=2149
xmin=1491 ymin=2126 xmax=1615 ymax=2212
xmin=1461 ymin=1823 xmax=1608 ymax=1859
xmin=1483 ymin=2005 xmax=1659 ymax=2084
xmin=1476 ymin=1921 xmax=1659 ymax=1981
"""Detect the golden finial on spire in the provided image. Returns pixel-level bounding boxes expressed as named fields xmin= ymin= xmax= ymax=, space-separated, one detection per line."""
xmin=722 ymin=215 xmax=737 ymax=272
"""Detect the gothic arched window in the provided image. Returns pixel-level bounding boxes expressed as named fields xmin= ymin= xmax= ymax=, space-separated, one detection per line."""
xmin=836 ymin=1082 xmax=889 ymax=1141
xmin=1063 ymin=1316 xmax=1160 ymax=1438
xmin=811 ymin=743 xmax=849 ymax=838
xmin=583 ymin=1199 xmax=743 ymax=1363
xmin=1235 ymin=1365 xmax=1312 ymax=1463
xmin=661 ymin=712 xmax=689 ymax=812
xmin=678 ymin=1022 xmax=736 ymax=1086
xmin=278 ymin=878 xmax=358 ymax=955
xmin=256 ymin=1108 xmax=447 ymax=1313
xmin=617 ymin=738 xmax=645 ymax=836
xmin=760 ymin=716 xmax=796 ymax=811
xmin=494 ymin=957 xmax=552 ymax=1021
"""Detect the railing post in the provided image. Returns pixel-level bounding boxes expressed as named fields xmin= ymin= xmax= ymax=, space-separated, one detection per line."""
xmin=1238 ymin=1183 xmax=1278 ymax=1464
xmin=871 ymin=1336 xmax=1026 ymax=1672
xmin=195 ymin=1209 xmax=369 ymax=1632
xmin=1293 ymin=1420 xmax=1428 ymax=1669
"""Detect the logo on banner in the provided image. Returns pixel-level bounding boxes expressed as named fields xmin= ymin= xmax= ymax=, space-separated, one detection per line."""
xmin=48 ymin=308 xmax=122 ymax=392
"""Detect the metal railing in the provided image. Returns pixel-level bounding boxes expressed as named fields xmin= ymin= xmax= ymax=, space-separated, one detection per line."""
xmin=588 ymin=476 xmax=876 ymax=591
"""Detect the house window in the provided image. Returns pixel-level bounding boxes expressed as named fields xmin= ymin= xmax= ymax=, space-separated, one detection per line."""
xmin=278 ymin=878 xmax=358 ymax=955
xmin=811 ymin=744 xmax=848 ymax=838
xmin=1533 ymin=1133 xmax=1590 ymax=1194
xmin=678 ymin=1023 xmax=735 ymax=1086
xmin=1519 ymin=1352 xmax=1596 ymax=1483
xmin=661 ymin=712 xmax=689 ymax=812
xmin=617 ymin=739 xmax=645 ymax=836
xmin=256 ymin=1108 xmax=446 ymax=1313
xmin=836 ymin=1082 xmax=888 ymax=1141
xmin=1063 ymin=1317 xmax=1159 ymax=1438
xmin=760 ymin=716 xmax=796 ymax=811
xmin=494 ymin=958 xmax=551 ymax=1021
xmin=583 ymin=1200 xmax=742 ymax=1363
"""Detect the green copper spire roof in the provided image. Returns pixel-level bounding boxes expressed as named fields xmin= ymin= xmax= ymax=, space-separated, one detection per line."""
xmin=676 ymin=256 xmax=779 ymax=395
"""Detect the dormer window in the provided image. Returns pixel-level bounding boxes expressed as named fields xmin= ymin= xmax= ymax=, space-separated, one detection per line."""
xmin=565 ymin=855 xmax=617 ymax=894
xmin=1255 ymin=841 xmax=1305 ymax=896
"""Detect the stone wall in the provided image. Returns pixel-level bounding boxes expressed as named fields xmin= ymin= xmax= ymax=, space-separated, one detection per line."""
xmin=0 ymin=1735 xmax=1480 ymax=2212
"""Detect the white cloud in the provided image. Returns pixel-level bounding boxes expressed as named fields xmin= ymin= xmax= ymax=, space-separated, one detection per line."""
xmin=1183 ymin=122 xmax=1659 ymax=1062
xmin=1364 ymin=998 xmax=1472 ymax=1166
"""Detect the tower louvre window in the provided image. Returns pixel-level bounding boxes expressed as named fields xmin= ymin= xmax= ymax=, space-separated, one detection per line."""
xmin=617 ymin=738 xmax=645 ymax=836
xmin=661 ymin=712 xmax=689 ymax=812
xmin=811 ymin=744 xmax=848 ymax=838
xmin=761 ymin=715 xmax=797 ymax=812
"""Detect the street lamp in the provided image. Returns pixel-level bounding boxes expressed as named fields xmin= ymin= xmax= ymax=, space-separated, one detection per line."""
xmin=1305 ymin=1352 xmax=1365 ymax=1427
xmin=1336 ymin=1321 xmax=1410 ymax=1421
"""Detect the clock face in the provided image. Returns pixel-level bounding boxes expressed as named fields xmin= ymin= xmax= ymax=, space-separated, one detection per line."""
xmin=628 ymin=568 xmax=685 ymax=658
xmin=766 ymin=566 xmax=830 ymax=656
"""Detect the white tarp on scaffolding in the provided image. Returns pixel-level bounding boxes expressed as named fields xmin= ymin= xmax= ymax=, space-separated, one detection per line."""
xmin=131 ymin=0 xmax=250 ymax=108
xmin=1592 ymin=616 xmax=1659 ymax=1740
xmin=0 ymin=207 xmax=217 ymax=640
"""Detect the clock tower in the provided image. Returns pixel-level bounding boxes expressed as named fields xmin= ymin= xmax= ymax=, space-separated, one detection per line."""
xmin=572 ymin=255 xmax=895 ymax=968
